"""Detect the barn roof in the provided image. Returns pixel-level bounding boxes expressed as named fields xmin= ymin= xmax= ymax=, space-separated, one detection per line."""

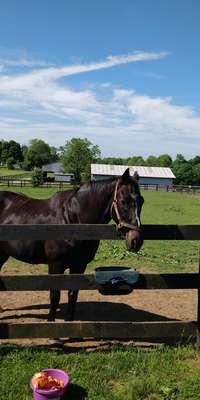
xmin=91 ymin=164 xmax=176 ymax=179
xmin=43 ymin=162 xmax=61 ymax=172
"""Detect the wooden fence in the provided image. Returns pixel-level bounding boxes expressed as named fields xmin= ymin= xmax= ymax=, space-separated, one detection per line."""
xmin=0 ymin=179 xmax=71 ymax=188
xmin=0 ymin=224 xmax=200 ymax=345
xmin=0 ymin=177 xmax=200 ymax=193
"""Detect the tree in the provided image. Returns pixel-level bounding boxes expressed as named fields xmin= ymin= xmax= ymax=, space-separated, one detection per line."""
xmin=101 ymin=157 xmax=124 ymax=165
xmin=1 ymin=141 xmax=9 ymax=164
xmin=0 ymin=140 xmax=22 ymax=165
xmin=7 ymin=157 xmax=15 ymax=169
xmin=7 ymin=140 xmax=23 ymax=163
xmin=157 ymin=154 xmax=172 ymax=167
xmin=50 ymin=146 xmax=59 ymax=162
xmin=126 ymin=156 xmax=146 ymax=166
xmin=173 ymin=162 xmax=194 ymax=185
xmin=192 ymin=163 xmax=200 ymax=185
xmin=31 ymin=167 xmax=43 ymax=187
xmin=26 ymin=139 xmax=52 ymax=168
xmin=61 ymin=138 xmax=101 ymax=184
xmin=146 ymin=155 xmax=159 ymax=166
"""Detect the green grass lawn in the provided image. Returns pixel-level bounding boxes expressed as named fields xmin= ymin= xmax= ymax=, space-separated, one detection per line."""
xmin=0 ymin=343 xmax=200 ymax=400
xmin=0 ymin=167 xmax=31 ymax=177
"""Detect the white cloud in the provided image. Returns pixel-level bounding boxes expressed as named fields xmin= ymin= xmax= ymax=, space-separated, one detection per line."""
xmin=0 ymin=51 xmax=200 ymax=158
xmin=0 ymin=51 xmax=169 ymax=92
xmin=0 ymin=57 xmax=52 ymax=68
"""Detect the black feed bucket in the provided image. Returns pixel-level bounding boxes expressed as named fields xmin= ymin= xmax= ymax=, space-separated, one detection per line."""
xmin=95 ymin=266 xmax=139 ymax=295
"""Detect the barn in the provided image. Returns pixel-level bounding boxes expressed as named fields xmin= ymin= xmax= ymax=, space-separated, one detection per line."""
xmin=42 ymin=162 xmax=74 ymax=183
xmin=91 ymin=164 xmax=176 ymax=186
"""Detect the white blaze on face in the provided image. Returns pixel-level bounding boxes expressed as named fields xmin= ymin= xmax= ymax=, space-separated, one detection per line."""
xmin=130 ymin=194 xmax=141 ymax=227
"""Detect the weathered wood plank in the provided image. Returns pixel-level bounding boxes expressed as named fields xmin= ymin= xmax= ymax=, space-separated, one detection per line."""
xmin=0 ymin=321 xmax=196 ymax=339
xmin=0 ymin=273 xmax=199 ymax=291
xmin=0 ymin=224 xmax=200 ymax=241
xmin=142 ymin=225 xmax=200 ymax=240
xmin=0 ymin=224 xmax=122 ymax=241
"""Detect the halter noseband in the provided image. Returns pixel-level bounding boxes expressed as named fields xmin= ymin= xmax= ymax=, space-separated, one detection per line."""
xmin=110 ymin=179 xmax=141 ymax=232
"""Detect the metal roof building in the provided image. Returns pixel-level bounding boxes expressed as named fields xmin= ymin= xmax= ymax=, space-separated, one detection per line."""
xmin=91 ymin=164 xmax=176 ymax=186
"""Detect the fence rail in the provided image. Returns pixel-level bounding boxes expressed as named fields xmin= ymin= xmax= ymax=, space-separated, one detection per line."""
xmin=1 ymin=272 xmax=199 ymax=291
xmin=0 ymin=224 xmax=200 ymax=241
xmin=0 ymin=177 xmax=200 ymax=192
xmin=0 ymin=321 xmax=196 ymax=340
xmin=0 ymin=179 xmax=71 ymax=188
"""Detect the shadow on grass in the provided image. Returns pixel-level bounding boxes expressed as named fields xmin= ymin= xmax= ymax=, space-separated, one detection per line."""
xmin=63 ymin=383 xmax=87 ymax=399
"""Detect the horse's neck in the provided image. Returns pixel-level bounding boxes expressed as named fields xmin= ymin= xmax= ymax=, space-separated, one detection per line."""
xmin=75 ymin=179 xmax=116 ymax=224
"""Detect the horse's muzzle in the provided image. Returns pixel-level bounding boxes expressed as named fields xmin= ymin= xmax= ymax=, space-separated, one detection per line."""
xmin=125 ymin=229 xmax=143 ymax=253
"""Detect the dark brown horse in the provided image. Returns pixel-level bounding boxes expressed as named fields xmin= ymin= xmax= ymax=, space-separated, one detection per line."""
xmin=0 ymin=168 xmax=144 ymax=320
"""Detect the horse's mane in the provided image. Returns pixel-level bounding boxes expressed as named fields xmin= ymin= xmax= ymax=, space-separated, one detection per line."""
xmin=78 ymin=177 xmax=117 ymax=197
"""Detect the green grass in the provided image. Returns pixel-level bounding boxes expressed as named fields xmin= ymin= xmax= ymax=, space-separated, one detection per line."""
xmin=0 ymin=187 xmax=200 ymax=273
xmin=0 ymin=167 xmax=31 ymax=177
xmin=0 ymin=343 xmax=200 ymax=400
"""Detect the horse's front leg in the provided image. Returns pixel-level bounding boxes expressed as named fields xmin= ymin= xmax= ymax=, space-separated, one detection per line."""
xmin=66 ymin=265 xmax=87 ymax=321
xmin=48 ymin=263 xmax=64 ymax=321
xmin=67 ymin=289 xmax=79 ymax=321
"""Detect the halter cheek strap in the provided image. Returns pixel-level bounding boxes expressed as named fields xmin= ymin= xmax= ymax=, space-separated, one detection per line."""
xmin=110 ymin=180 xmax=141 ymax=232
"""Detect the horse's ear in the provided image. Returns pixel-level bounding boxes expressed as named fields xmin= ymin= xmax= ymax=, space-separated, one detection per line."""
xmin=121 ymin=168 xmax=130 ymax=182
xmin=133 ymin=171 xmax=139 ymax=182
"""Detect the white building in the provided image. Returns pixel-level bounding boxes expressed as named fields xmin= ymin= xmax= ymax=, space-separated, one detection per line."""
xmin=91 ymin=164 xmax=176 ymax=186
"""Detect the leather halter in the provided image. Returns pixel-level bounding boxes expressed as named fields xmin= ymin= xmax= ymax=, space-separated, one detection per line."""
xmin=110 ymin=179 xmax=141 ymax=232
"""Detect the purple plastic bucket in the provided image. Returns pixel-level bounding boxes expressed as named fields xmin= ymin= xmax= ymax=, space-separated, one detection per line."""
xmin=30 ymin=369 xmax=70 ymax=400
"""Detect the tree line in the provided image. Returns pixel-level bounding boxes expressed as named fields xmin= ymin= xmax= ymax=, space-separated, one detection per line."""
xmin=0 ymin=138 xmax=200 ymax=186
xmin=0 ymin=139 xmax=58 ymax=170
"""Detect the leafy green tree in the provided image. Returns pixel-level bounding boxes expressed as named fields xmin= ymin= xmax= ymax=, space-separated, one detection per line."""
xmin=101 ymin=157 xmax=124 ymax=165
xmin=126 ymin=156 xmax=146 ymax=166
xmin=146 ymin=155 xmax=159 ymax=166
xmin=61 ymin=138 xmax=101 ymax=184
xmin=157 ymin=154 xmax=172 ymax=167
xmin=173 ymin=162 xmax=194 ymax=185
xmin=50 ymin=146 xmax=59 ymax=162
xmin=7 ymin=157 xmax=15 ymax=169
xmin=190 ymin=156 xmax=200 ymax=166
xmin=7 ymin=140 xmax=23 ymax=163
xmin=21 ymin=145 xmax=28 ymax=160
xmin=192 ymin=163 xmax=200 ymax=185
xmin=0 ymin=141 xmax=2 ymax=164
xmin=1 ymin=141 xmax=9 ymax=164
xmin=26 ymin=139 xmax=52 ymax=168
xmin=31 ymin=167 xmax=43 ymax=187
xmin=0 ymin=140 xmax=23 ymax=164
xmin=173 ymin=153 xmax=186 ymax=166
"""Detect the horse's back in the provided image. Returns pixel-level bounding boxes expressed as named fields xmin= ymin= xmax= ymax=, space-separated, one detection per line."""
xmin=0 ymin=190 xmax=58 ymax=224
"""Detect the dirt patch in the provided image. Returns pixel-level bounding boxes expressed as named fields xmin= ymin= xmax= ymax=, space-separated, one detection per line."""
xmin=0 ymin=285 xmax=197 ymax=348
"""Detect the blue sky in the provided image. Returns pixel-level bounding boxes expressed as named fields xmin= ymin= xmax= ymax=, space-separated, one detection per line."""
xmin=0 ymin=0 xmax=200 ymax=159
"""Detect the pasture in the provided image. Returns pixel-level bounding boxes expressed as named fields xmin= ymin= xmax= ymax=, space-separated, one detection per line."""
xmin=0 ymin=167 xmax=31 ymax=177
xmin=0 ymin=185 xmax=200 ymax=399
xmin=1 ymin=343 xmax=200 ymax=400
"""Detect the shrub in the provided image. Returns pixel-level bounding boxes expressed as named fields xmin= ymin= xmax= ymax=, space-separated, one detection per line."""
xmin=31 ymin=167 xmax=43 ymax=187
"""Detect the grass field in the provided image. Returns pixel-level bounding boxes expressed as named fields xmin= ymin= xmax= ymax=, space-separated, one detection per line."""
xmin=0 ymin=186 xmax=199 ymax=273
xmin=1 ymin=187 xmax=200 ymax=399
xmin=0 ymin=167 xmax=31 ymax=177
xmin=1 ymin=343 xmax=200 ymax=399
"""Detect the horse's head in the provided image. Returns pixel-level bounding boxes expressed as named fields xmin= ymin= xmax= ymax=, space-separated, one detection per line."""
xmin=111 ymin=168 xmax=144 ymax=252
